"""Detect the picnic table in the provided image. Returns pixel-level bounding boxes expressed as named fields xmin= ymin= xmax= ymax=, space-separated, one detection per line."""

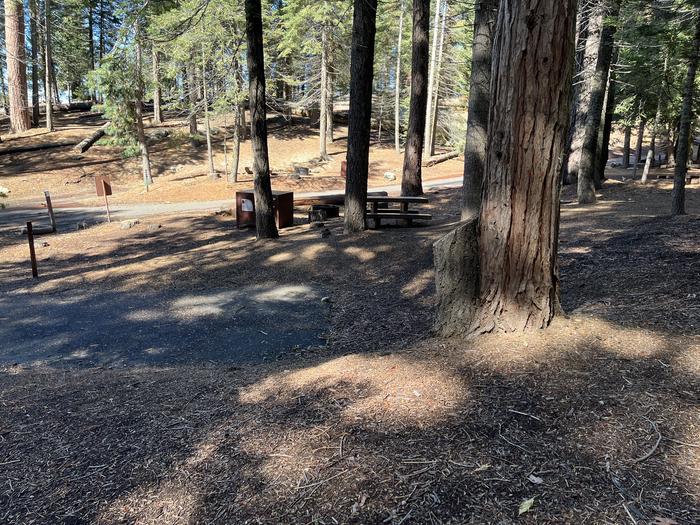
xmin=365 ymin=195 xmax=432 ymax=228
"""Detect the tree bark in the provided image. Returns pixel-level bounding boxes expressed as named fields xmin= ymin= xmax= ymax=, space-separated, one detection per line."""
xmin=671 ymin=8 xmax=700 ymax=215
xmin=461 ymin=0 xmax=498 ymax=220
xmin=229 ymin=104 xmax=241 ymax=183
xmin=400 ymin=0 xmax=430 ymax=197
xmin=428 ymin=2 xmax=447 ymax=156
xmin=343 ymin=0 xmax=379 ymax=232
xmin=152 ymin=48 xmax=163 ymax=125
xmin=4 ymin=0 xmax=31 ymax=133
xmin=595 ymin=50 xmax=617 ymax=186
xmin=632 ymin=115 xmax=645 ymax=178
xmin=394 ymin=0 xmax=405 ymax=153
xmin=186 ymin=61 xmax=198 ymax=135
xmin=134 ymin=25 xmax=153 ymax=189
xmin=202 ymin=50 xmax=216 ymax=180
xmin=44 ymin=0 xmax=54 ymax=132
xmin=423 ymin=0 xmax=441 ymax=149
xmin=245 ymin=0 xmax=279 ymax=239
xmin=29 ymin=0 xmax=40 ymax=126
xmin=622 ymin=125 xmax=631 ymax=169
xmin=577 ymin=0 xmax=619 ymax=204
xmin=444 ymin=0 xmax=576 ymax=335
xmin=319 ymin=21 xmax=330 ymax=159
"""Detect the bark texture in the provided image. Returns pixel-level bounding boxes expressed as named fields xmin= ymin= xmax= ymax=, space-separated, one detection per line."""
xmin=394 ymin=0 xmax=405 ymax=153
xmin=44 ymin=0 xmax=54 ymax=131
xmin=29 ymin=0 xmax=40 ymax=126
xmin=622 ymin=125 xmax=631 ymax=169
xmin=134 ymin=28 xmax=152 ymax=188
xmin=671 ymin=9 xmax=700 ymax=216
xmin=471 ymin=0 xmax=575 ymax=333
xmin=5 ymin=0 xmax=31 ymax=133
xmin=245 ymin=0 xmax=279 ymax=239
xmin=344 ymin=0 xmax=378 ymax=232
xmin=461 ymin=0 xmax=498 ymax=220
xmin=400 ymin=0 xmax=430 ymax=197
xmin=577 ymin=0 xmax=619 ymax=204
xmin=152 ymin=49 xmax=163 ymax=125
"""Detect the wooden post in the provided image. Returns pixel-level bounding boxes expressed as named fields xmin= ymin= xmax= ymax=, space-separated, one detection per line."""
xmin=102 ymin=179 xmax=111 ymax=223
xmin=27 ymin=222 xmax=38 ymax=278
xmin=44 ymin=191 xmax=56 ymax=232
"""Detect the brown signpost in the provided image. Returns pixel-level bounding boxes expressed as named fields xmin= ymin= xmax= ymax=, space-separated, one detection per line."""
xmin=95 ymin=175 xmax=112 ymax=222
xmin=44 ymin=191 xmax=57 ymax=232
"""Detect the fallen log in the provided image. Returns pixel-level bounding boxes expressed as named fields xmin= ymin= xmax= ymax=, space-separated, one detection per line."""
xmin=422 ymin=150 xmax=460 ymax=167
xmin=0 ymin=140 xmax=80 ymax=156
xmin=74 ymin=123 xmax=110 ymax=153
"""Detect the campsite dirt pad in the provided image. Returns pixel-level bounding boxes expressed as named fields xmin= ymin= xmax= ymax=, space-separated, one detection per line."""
xmin=0 ymin=180 xmax=698 ymax=524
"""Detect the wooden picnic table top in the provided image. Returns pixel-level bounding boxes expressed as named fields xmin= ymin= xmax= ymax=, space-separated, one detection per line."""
xmin=366 ymin=195 xmax=430 ymax=204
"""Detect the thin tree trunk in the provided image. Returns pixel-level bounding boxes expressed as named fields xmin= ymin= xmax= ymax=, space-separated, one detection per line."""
xmin=202 ymin=50 xmax=216 ymax=180
xmin=245 ymin=0 xmax=278 ymax=239
xmin=671 ymin=8 xmax=700 ymax=215
xmin=229 ymin=104 xmax=241 ymax=183
xmin=424 ymin=0 xmax=441 ymax=149
xmin=595 ymin=50 xmax=617 ymax=186
xmin=327 ymin=83 xmax=334 ymax=142
xmin=622 ymin=125 xmax=631 ymax=169
xmin=642 ymin=98 xmax=663 ymax=184
xmin=4 ymin=0 xmax=31 ymax=132
xmin=88 ymin=0 xmax=96 ymax=101
xmin=44 ymin=0 xmax=54 ymax=132
xmin=344 ymin=0 xmax=379 ymax=232
xmin=99 ymin=0 xmax=105 ymax=61
xmin=186 ymin=61 xmax=198 ymax=135
xmin=429 ymin=1 xmax=447 ymax=156
xmin=319 ymin=21 xmax=329 ymax=159
xmin=577 ymin=0 xmax=619 ymax=204
xmin=30 ymin=0 xmax=40 ymax=126
xmin=152 ymin=48 xmax=163 ymax=125
xmin=461 ymin=0 xmax=497 ymax=219
xmin=394 ymin=0 xmax=405 ymax=153
xmin=135 ymin=24 xmax=153 ymax=189
xmin=632 ymin=115 xmax=645 ymax=178
xmin=400 ymin=0 xmax=430 ymax=197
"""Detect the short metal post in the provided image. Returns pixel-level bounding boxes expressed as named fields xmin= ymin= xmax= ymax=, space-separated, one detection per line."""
xmin=27 ymin=222 xmax=38 ymax=278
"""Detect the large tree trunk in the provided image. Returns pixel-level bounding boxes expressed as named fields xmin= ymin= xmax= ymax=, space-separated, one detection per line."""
xmin=319 ymin=21 xmax=330 ymax=160
xmin=44 ymin=0 xmax=54 ymax=132
xmin=394 ymin=0 xmax=405 ymax=153
xmin=400 ymin=0 xmax=430 ymax=197
xmin=135 ymin=26 xmax=153 ymax=189
xmin=152 ymin=48 xmax=163 ymax=125
xmin=436 ymin=0 xmax=576 ymax=335
xmin=29 ymin=0 xmax=40 ymax=126
xmin=461 ymin=0 xmax=498 ymax=220
xmin=622 ymin=125 xmax=631 ymax=169
xmin=4 ymin=0 xmax=31 ymax=133
xmin=423 ymin=0 xmax=441 ymax=149
xmin=671 ymin=9 xmax=700 ymax=215
xmin=245 ymin=0 xmax=279 ymax=239
xmin=343 ymin=0 xmax=379 ymax=232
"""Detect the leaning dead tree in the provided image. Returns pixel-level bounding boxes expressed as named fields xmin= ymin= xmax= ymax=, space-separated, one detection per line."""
xmin=435 ymin=0 xmax=576 ymax=335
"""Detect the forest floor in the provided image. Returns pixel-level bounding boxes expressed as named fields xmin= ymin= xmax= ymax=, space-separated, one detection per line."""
xmin=0 ymin=172 xmax=698 ymax=524
xmin=0 ymin=110 xmax=463 ymax=208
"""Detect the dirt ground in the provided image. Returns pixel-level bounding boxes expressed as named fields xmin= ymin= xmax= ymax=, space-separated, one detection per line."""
xmin=0 ymin=173 xmax=698 ymax=524
xmin=0 ymin=111 xmax=463 ymax=208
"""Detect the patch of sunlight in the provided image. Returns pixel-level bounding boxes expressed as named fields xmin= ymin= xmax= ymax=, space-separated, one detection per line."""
xmin=401 ymin=269 xmax=434 ymax=298
xmin=251 ymin=285 xmax=317 ymax=303
xmin=124 ymin=309 xmax=164 ymax=322
xmin=343 ymin=246 xmax=376 ymax=262
xmin=98 ymin=482 xmax=198 ymax=524
xmin=301 ymin=243 xmax=331 ymax=260
xmin=266 ymin=251 xmax=295 ymax=263
xmin=241 ymin=353 xmax=465 ymax=428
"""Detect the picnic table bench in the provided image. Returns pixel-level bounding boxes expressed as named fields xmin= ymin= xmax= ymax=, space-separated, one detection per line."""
xmin=365 ymin=195 xmax=432 ymax=228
